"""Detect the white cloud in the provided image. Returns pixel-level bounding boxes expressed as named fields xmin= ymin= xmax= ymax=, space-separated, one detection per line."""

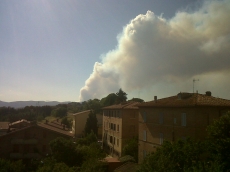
xmin=79 ymin=0 xmax=230 ymax=101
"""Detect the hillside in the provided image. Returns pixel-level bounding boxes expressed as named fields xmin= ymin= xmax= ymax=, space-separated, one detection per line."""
xmin=0 ymin=101 xmax=71 ymax=108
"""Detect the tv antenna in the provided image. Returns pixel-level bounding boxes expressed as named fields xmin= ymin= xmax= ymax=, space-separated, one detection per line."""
xmin=193 ymin=79 xmax=199 ymax=93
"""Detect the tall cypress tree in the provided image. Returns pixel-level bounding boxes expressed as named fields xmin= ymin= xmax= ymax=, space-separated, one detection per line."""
xmin=84 ymin=111 xmax=98 ymax=136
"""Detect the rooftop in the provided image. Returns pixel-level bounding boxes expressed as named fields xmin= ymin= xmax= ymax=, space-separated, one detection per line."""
xmin=103 ymin=101 xmax=140 ymax=110
xmin=137 ymin=92 xmax=230 ymax=108
xmin=0 ymin=119 xmax=73 ymax=138
xmin=72 ymin=110 xmax=91 ymax=116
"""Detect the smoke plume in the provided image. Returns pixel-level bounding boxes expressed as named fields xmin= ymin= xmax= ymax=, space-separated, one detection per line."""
xmin=79 ymin=0 xmax=230 ymax=101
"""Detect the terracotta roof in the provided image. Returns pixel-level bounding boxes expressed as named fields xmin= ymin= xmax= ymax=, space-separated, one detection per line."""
xmin=104 ymin=156 xmax=120 ymax=162
xmin=72 ymin=110 xmax=91 ymax=116
xmin=103 ymin=101 xmax=140 ymax=110
xmin=37 ymin=123 xmax=73 ymax=137
xmin=137 ymin=92 xmax=230 ymax=108
xmin=114 ymin=162 xmax=139 ymax=172
xmin=0 ymin=120 xmax=73 ymax=138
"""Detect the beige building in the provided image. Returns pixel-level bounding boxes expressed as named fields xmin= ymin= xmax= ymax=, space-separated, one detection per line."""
xmin=137 ymin=92 xmax=230 ymax=163
xmin=72 ymin=110 xmax=91 ymax=138
xmin=72 ymin=110 xmax=103 ymax=138
xmin=102 ymin=102 xmax=139 ymax=157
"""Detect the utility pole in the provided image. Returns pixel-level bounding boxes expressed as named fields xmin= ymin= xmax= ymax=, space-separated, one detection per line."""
xmin=193 ymin=79 xmax=199 ymax=93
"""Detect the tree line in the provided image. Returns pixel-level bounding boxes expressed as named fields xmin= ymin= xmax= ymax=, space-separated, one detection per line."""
xmin=0 ymin=88 xmax=143 ymax=123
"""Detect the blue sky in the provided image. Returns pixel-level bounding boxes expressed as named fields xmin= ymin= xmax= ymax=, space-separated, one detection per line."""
xmin=1 ymin=0 xmax=230 ymax=102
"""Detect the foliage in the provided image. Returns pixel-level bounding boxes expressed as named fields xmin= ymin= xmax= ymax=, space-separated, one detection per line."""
xmin=0 ymin=159 xmax=25 ymax=172
xmin=76 ymin=131 xmax=98 ymax=146
xmin=116 ymin=88 xmax=127 ymax=103
xmin=84 ymin=111 xmax=98 ymax=136
xmin=122 ymin=137 xmax=138 ymax=162
xmin=86 ymin=99 xmax=102 ymax=114
xmin=80 ymin=159 xmax=107 ymax=172
xmin=51 ymin=107 xmax=67 ymax=118
xmin=138 ymin=139 xmax=208 ymax=172
xmin=78 ymin=140 xmax=107 ymax=172
xmin=129 ymin=98 xmax=144 ymax=103
xmin=61 ymin=116 xmax=72 ymax=128
xmin=119 ymin=155 xmax=136 ymax=163
xmin=0 ymin=106 xmax=52 ymax=122
xmin=36 ymin=158 xmax=78 ymax=172
xmin=49 ymin=137 xmax=84 ymax=167
xmin=100 ymin=93 xmax=117 ymax=107
xmin=206 ymin=112 xmax=230 ymax=171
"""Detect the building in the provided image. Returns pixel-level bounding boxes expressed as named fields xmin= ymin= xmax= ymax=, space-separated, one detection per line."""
xmin=0 ymin=119 xmax=73 ymax=159
xmin=0 ymin=122 xmax=9 ymax=136
xmin=72 ymin=110 xmax=103 ymax=139
xmin=137 ymin=91 xmax=230 ymax=163
xmin=72 ymin=110 xmax=91 ymax=138
xmin=102 ymin=102 xmax=139 ymax=157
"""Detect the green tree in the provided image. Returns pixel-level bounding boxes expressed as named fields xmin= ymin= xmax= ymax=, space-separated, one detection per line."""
xmin=206 ymin=112 xmax=230 ymax=171
xmin=49 ymin=137 xmax=84 ymax=167
xmin=77 ymin=131 xmax=98 ymax=146
xmin=122 ymin=137 xmax=138 ymax=162
xmin=138 ymin=139 xmax=208 ymax=172
xmin=87 ymin=99 xmax=102 ymax=114
xmin=37 ymin=158 xmax=77 ymax=172
xmin=116 ymin=88 xmax=127 ymax=103
xmin=129 ymin=98 xmax=144 ymax=103
xmin=84 ymin=111 xmax=98 ymax=136
xmin=0 ymin=159 xmax=25 ymax=172
xmin=61 ymin=116 xmax=72 ymax=129
xmin=51 ymin=107 xmax=67 ymax=118
xmin=100 ymin=93 xmax=117 ymax=107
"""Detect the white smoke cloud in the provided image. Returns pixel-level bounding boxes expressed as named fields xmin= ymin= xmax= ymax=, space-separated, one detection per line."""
xmin=79 ymin=0 xmax=230 ymax=101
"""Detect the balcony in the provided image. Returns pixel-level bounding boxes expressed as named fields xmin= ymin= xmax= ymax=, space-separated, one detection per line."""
xmin=11 ymin=139 xmax=38 ymax=144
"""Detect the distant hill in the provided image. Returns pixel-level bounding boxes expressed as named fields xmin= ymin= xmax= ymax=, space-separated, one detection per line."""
xmin=0 ymin=101 xmax=71 ymax=108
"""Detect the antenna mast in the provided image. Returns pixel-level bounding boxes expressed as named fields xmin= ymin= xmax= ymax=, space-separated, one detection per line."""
xmin=193 ymin=79 xmax=199 ymax=93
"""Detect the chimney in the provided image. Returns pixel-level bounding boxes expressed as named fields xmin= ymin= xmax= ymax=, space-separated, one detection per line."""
xmin=206 ymin=91 xmax=211 ymax=96
xmin=154 ymin=96 xmax=157 ymax=102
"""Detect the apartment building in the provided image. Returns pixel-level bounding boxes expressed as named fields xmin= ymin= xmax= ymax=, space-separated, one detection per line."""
xmin=72 ymin=110 xmax=103 ymax=138
xmin=102 ymin=101 xmax=139 ymax=157
xmin=72 ymin=110 xmax=91 ymax=138
xmin=137 ymin=91 xmax=230 ymax=163
xmin=0 ymin=119 xmax=73 ymax=159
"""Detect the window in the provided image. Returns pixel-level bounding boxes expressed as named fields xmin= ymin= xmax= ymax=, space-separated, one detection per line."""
xmin=117 ymin=111 xmax=120 ymax=118
xmin=114 ymin=124 xmax=116 ymax=131
xmin=117 ymin=124 xmax=119 ymax=132
xmin=182 ymin=113 xmax=186 ymax=126
xmin=143 ymin=130 xmax=147 ymax=141
xmin=110 ymin=136 xmax=113 ymax=143
xmin=159 ymin=113 xmax=163 ymax=124
xmin=117 ymin=138 xmax=119 ymax=146
xmin=113 ymin=137 xmax=116 ymax=144
xmin=159 ymin=133 xmax=164 ymax=145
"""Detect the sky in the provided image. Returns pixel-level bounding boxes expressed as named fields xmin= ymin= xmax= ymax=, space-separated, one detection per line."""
xmin=0 ymin=0 xmax=230 ymax=102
